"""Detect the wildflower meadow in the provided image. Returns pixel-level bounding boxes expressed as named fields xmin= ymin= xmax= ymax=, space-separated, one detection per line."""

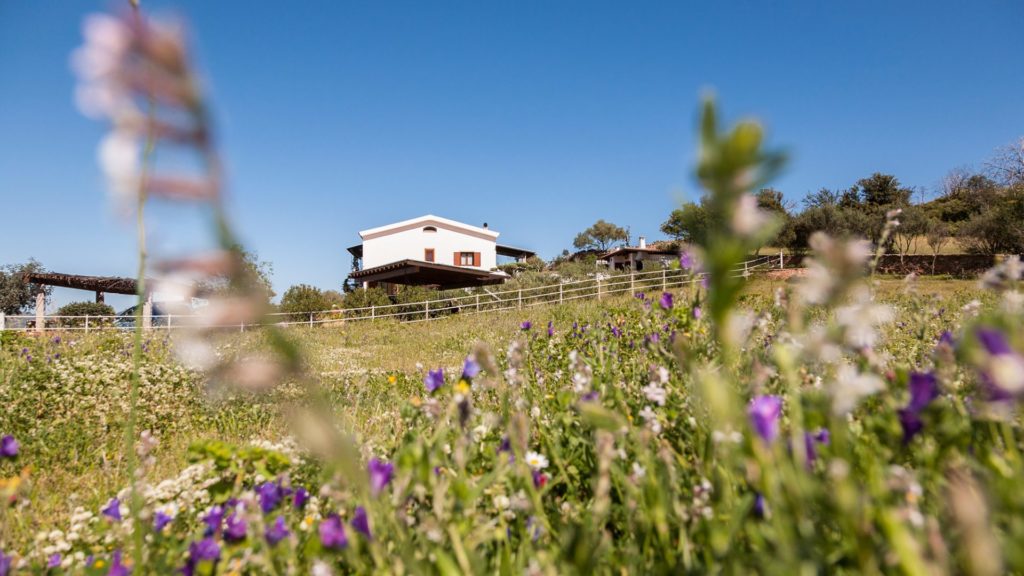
xmin=3 ymin=6 xmax=1024 ymax=576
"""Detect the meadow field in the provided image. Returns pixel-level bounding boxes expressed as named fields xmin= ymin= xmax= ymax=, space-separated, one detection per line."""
xmin=4 ymin=271 xmax=1023 ymax=574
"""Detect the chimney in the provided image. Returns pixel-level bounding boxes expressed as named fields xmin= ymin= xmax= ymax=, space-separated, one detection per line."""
xmin=639 ymin=236 xmax=646 ymax=249
xmin=483 ymin=222 xmax=488 ymax=229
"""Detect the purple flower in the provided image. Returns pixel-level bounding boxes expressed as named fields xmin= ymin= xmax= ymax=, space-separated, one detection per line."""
xmin=424 ymin=368 xmax=444 ymax=393
xmin=0 ymin=551 xmax=10 ymax=576
xmin=803 ymin=428 xmax=830 ymax=465
xmin=938 ymin=331 xmax=954 ymax=346
xmin=659 ymin=292 xmax=674 ymax=310
xmin=748 ymin=395 xmax=783 ymax=444
xmin=0 ymin=436 xmax=18 ymax=458
xmin=520 ymin=320 xmax=532 ymax=331
xmin=752 ymin=493 xmax=767 ymax=518
xmin=319 ymin=514 xmax=349 ymax=549
xmin=368 ymin=458 xmax=394 ymax=497
xmin=153 ymin=511 xmax=173 ymax=532
xmin=51 ymin=336 xmax=61 ymax=345
xmin=907 ymin=372 xmax=940 ymax=413
xmin=610 ymin=325 xmax=622 ymax=338
xmin=581 ymin=390 xmax=600 ymax=403
xmin=526 ymin=516 xmax=543 ymax=541
xmin=102 ymin=498 xmax=122 ymax=522
xmin=461 ymin=357 xmax=481 ymax=379
xmin=183 ymin=537 xmax=220 ymax=576
xmin=47 ymin=553 xmax=61 ymax=569
xmin=977 ymin=327 xmax=1013 ymax=355
xmin=202 ymin=505 xmax=224 ymax=534
xmin=547 ymin=321 xmax=554 ymax=338
xmin=293 ymin=487 xmax=309 ymax=510
xmin=351 ymin=506 xmax=372 ymax=539
xmin=679 ymin=251 xmax=695 ymax=271
xmin=224 ymin=513 xmax=247 ymax=542
xmin=107 ymin=550 xmax=130 ymax=576
xmin=692 ymin=306 xmax=702 ymax=320
xmin=532 ymin=469 xmax=548 ymax=489
xmin=265 ymin=516 xmax=290 ymax=546
xmin=497 ymin=436 xmax=511 ymax=453
xmin=898 ymin=409 xmax=924 ymax=444
xmin=258 ymin=482 xmax=283 ymax=513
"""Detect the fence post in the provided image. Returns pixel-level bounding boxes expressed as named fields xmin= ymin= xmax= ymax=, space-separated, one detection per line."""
xmin=309 ymin=312 xmax=314 ymax=328
xmin=597 ymin=277 xmax=602 ymax=301
xmin=85 ymin=315 xmax=89 ymax=334
xmin=35 ymin=292 xmax=45 ymax=333
xmin=0 ymin=312 xmax=5 ymax=332
xmin=371 ymin=305 xmax=375 ymax=320
xmin=630 ymin=271 xmax=635 ymax=294
xmin=559 ymin=283 xmax=563 ymax=304
xmin=240 ymin=321 xmax=245 ymax=333
xmin=743 ymin=261 xmax=748 ymax=276
xmin=143 ymin=300 xmax=153 ymax=331
xmin=476 ymin=294 xmax=480 ymax=312
xmin=424 ymin=300 xmax=429 ymax=320
xmin=662 ymin=268 xmax=667 ymax=291
xmin=517 ymin=289 xmax=522 ymax=309
xmin=779 ymin=251 xmax=784 ymax=269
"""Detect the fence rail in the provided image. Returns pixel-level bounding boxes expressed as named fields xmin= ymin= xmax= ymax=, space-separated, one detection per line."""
xmin=1 ymin=256 xmax=780 ymax=333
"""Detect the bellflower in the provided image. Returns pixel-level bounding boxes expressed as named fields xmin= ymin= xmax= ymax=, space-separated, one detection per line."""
xmin=659 ymin=292 xmax=673 ymax=310
xmin=265 ymin=516 xmax=290 ymax=546
xmin=224 ymin=513 xmax=247 ymax=542
xmin=906 ymin=372 xmax=940 ymax=413
xmin=424 ymin=368 xmax=444 ymax=394
xmin=351 ymin=506 xmax=372 ymax=539
xmin=520 ymin=320 xmax=532 ymax=331
xmin=976 ymin=327 xmax=1024 ymax=398
xmin=0 ymin=435 xmax=18 ymax=458
xmin=108 ymin=550 xmax=129 ymax=576
xmin=319 ymin=514 xmax=349 ymax=549
xmin=461 ymin=356 xmax=481 ymax=379
xmin=293 ymin=487 xmax=309 ymax=510
xmin=547 ymin=321 xmax=554 ymax=337
xmin=202 ymin=506 xmax=224 ymax=534
xmin=183 ymin=538 xmax=220 ymax=576
xmin=0 ymin=551 xmax=10 ymax=576
xmin=102 ymin=497 xmax=123 ymax=522
xmin=368 ymin=458 xmax=395 ymax=496
xmin=47 ymin=554 xmax=61 ymax=569
xmin=693 ymin=306 xmax=702 ymax=320
xmin=153 ymin=511 xmax=173 ymax=532
xmin=258 ymin=481 xmax=283 ymax=513
xmin=748 ymin=395 xmax=783 ymax=444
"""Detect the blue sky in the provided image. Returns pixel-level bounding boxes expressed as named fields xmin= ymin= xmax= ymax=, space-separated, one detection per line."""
xmin=2 ymin=1 xmax=1022 ymax=309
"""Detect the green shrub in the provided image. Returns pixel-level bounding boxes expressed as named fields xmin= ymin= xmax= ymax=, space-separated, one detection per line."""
xmin=55 ymin=301 xmax=115 ymax=328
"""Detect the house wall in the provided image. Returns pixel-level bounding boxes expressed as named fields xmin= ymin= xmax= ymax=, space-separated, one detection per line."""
xmin=362 ymin=224 xmax=498 ymax=270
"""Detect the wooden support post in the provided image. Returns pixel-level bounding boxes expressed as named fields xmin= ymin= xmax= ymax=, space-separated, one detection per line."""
xmin=517 ymin=289 xmax=522 ymax=309
xmin=85 ymin=315 xmax=90 ymax=334
xmin=662 ymin=268 xmax=667 ymax=291
xmin=597 ymin=278 xmax=602 ymax=301
xmin=35 ymin=292 xmax=45 ymax=333
xmin=476 ymin=294 xmax=480 ymax=312
xmin=143 ymin=299 xmax=153 ymax=331
xmin=371 ymin=305 xmax=375 ymax=320
xmin=95 ymin=291 xmax=104 ymax=303
xmin=779 ymin=251 xmax=784 ymax=269
xmin=0 ymin=313 xmax=5 ymax=332
xmin=630 ymin=271 xmax=635 ymax=294
xmin=424 ymin=300 xmax=429 ymax=320
xmin=559 ymin=283 xmax=563 ymax=304
xmin=309 ymin=312 xmax=314 ymax=328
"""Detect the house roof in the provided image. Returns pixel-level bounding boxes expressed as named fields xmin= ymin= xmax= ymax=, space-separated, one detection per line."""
xmin=349 ymin=259 xmax=507 ymax=289
xmin=359 ymin=214 xmax=499 ymax=240
xmin=496 ymin=244 xmax=536 ymax=259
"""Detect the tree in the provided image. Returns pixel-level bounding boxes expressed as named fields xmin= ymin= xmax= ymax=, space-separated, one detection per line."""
xmin=198 ymin=244 xmax=275 ymax=302
xmin=661 ymin=202 xmax=710 ymax=246
xmin=957 ymin=186 xmax=1024 ymax=255
xmin=0 ymin=259 xmax=52 ymax=315
xmin=924 ymin=219 xmax=951 ymax=274
xmin=891 ymin=205 xmax=929 ymax=263
xmin=803 ymin=188 xmax=840 ymax=210
xmin=56 ymin=301 xmax=115 ymax=327
xmin=986 ymin=137 xmax=1024 ymax=187
xmin=857 ymin=173 xmax=912 ymax=207
xmin=572 ymin=219 xmax=629 ymax=252
xmin=279 ymin=284 xmax=335 ymax=321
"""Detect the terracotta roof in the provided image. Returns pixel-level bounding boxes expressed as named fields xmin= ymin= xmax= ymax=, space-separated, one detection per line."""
xmin=348 ymin=259 xmax=507 ymax=289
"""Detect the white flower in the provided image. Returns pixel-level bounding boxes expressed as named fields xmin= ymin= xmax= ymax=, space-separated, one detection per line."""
xmin=732 ymin=193 xmax=771 ymax=237
xmin=831 ymin=364 xmax=884 ymax=415
xmin=638 ymin=406 xmax=662 ymax=434
xmin=631 ymin=462 xmax=646 ymax=480
xmin=311 ymin=560 xmax=334 ymax=576
xmin=641 ymin=382 xmax=667 ymax=406
xmin=493 ymin=495 xmax=510 ymax=510
xmin=524 ymin=451 xmax=548 ymax=470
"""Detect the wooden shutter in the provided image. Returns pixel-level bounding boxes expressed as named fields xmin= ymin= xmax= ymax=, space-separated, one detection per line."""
xmin=454 ymin=252 xmax=460 ymax=266
xmin=473 ymin=252 xmax=480 ymax=267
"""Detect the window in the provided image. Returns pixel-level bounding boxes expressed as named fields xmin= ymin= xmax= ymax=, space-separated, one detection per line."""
xmin=424 ymin=248 xmax=435 ymax=262
xmin=423 ymin=226 xmax=437 ymax=233
xmin=460 ymin=252 xmax=474 ymax=266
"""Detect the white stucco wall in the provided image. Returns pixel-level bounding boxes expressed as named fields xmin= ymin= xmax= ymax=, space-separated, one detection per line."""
xmin=362 ymin=222 xmax=498 ymax=270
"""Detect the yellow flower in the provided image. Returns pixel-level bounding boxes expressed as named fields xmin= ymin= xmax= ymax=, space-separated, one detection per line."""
xmin=388 ymin=374 xmax=397 ymax=384
xmin=411 ymin=396 xmax=422 ymax=407
xmin=455 ymin=379 xmax=470 ymax=395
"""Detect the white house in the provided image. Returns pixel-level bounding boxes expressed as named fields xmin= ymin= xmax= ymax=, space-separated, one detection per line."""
xmin=347 ymin=215 xmax=534 ymax=290
xmin=599 ymin=237 xmax=678 ymax=271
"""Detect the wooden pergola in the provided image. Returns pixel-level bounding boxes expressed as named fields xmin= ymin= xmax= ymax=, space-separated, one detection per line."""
xmin=24 ymin=272 xmax=142 ymax=303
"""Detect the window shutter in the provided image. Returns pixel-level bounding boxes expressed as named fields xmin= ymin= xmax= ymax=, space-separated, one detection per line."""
xmin=473 ymin=252 xmax=480 ymax=267
xmin=454 ymin=252 xmax=460 ymax=266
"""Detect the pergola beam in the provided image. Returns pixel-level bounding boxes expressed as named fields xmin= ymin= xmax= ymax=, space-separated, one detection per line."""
xmin=24 ymin=272 xmax=142 ymax=296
